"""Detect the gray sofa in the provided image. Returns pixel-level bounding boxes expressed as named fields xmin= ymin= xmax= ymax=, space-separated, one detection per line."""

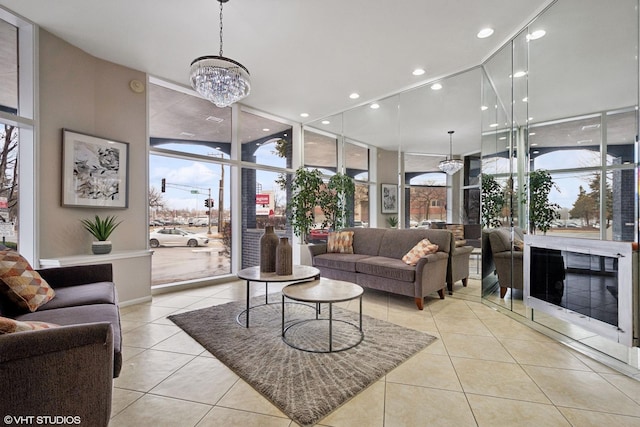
xmin=309 ymin=228 xmax=452 ymax=309
xmin=0 ymin=263 xmax=121 ymax=427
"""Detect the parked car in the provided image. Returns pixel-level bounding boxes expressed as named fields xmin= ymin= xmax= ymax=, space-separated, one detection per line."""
xmin=149 ymin=228 xmax=209 ymax=248
xmin=308 ymin=228 xmax=329 ymax=243
xmin=418 ymin=220 xmax=446 ymax=229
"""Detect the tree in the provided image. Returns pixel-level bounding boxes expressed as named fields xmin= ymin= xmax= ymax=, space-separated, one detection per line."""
xmin=481 ymin=174 xmax=504 ymax=228
xmin=410 ymin=186 xmax=445 ymax=221
xmin=569 ymin=186 xmax=596 ymax=226
xmin=587 ymin=172 xmax=613 ymax=227
xmin=149 ymin=186 xmax=166 ymax=210
xmin=0 ymin=125 xmax=18 ymax=222
xmin=527 ymin=169 xmax=560 ymax=234
xmin=319 ymin=173 xmax=355 ymax=230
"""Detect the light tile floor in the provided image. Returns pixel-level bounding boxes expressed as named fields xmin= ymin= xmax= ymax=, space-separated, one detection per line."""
xmin=110 ymin=278 xmax=640 ymax=427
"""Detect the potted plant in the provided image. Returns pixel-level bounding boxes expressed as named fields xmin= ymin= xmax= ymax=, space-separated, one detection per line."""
xmin=386 ymin=216 xmax=398 ymax=228
xmin=320 ymin=172 xmax=355 ymax=231
xmin=481 ymin=173 xmax=505 ymax=228
xmin=283 ymin=167 xmax=324 ymax=244
xmin=81 ymin=215 xmax=122 ymax=254
xmin=526 ymin=169 xmax=560 ymax=234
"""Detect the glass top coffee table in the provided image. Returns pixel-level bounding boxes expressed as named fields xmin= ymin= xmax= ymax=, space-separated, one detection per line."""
xmin=281 ymin=278 xmax=364 ymax=353
xmin=236 ymin=265 xmax=319 ymax=327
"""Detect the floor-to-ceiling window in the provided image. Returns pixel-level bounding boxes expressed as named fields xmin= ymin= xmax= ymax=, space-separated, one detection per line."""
xmin=0 ymin=10 xmax=35 ymax=262
xmin=148 ymin=81 xmax=232 ymax=285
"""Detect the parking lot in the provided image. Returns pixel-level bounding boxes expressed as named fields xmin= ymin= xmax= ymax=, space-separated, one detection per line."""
xmin=149 ymin=226 xmax=230 ymax=285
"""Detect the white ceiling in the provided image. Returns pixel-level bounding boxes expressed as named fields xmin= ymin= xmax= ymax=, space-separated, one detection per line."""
xmin=2 ymin=0 xmax=636 ymax=163
xmin=0 ymin=0 xmax=554 ymax=155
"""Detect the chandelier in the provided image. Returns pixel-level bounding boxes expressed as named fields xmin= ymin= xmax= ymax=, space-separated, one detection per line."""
xmin=438 ymin=130 xmax=464 ymax=175
xmin=190 ymin=0 xmax=251 ymax=108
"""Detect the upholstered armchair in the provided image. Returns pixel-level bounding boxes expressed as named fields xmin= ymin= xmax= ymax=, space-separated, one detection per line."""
xmin=487 ymin=227 xmax=524 ymax=298
xmin=445 ymin=225 xmax=474 ymax=295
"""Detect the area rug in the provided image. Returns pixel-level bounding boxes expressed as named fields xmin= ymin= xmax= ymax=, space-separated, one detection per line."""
xmin=168 ymin=295 xmax=436 ymax=426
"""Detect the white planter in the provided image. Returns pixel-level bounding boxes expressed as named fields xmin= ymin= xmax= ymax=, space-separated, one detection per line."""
xmin=92 ymin=241 xmax=112 ymax=255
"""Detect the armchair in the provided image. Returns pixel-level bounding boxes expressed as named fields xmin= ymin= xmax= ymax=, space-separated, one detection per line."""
xmin=487 ymin=227 xmax=524 ymax=298
xmin=445 ymin=225 xmax=474 ymax=295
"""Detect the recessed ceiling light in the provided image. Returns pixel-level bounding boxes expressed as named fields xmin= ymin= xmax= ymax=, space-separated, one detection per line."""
xmin=179 ymin=132 xmax=195 ymax=137
xmin=522 ymin=97 xmax=528 ymax=102
xmin=512 ymin=70 xmax=527 ymax=78
xmin=412 ymin=68 xmax=426 ymax=76
xmin=581 ymin=124 xmax=601 ymax=131
xmin=530 ymin=134 xmax=537 ymax=137
xmin=262 ymin=128 xmax=270 ymax=132
xmin=577 ymin=139 xmax=592 ymax=144
xmin=205 ymin=116 xmax=224 ymax=123
xmin=526 ymin=30 xmax=546 ymax=41
xmin=431 ymin=83 xmax=442 ymax=90
xmin=370 ymin=103 xmax=380 ymax=109
xmin=499 ymin=136 xmax=507 ymax=140
xmin=532 ymin=150 xmax=540 ymax=154
xmin=489 ymin=123 xmax=499 ymax=128
xmin=481 ymin=105 xmax=488 ymax=111
xmin=300 ymin=113 xmax=309 ymax=118
xmin=477 ymin=28 xmax=494 ymax=39
xmin=321 ymin=120 xmax=330 ymax=125
xmin=349 ymin=93 xmax=360 ymax=99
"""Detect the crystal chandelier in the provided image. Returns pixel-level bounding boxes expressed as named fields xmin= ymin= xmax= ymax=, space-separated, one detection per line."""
xmin=190 ymin=0 xmax=251 ymax=108
xmin=438 ymin=130 xmax=464 ymax=175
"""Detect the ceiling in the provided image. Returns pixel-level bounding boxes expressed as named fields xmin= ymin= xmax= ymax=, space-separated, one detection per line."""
xmin=2 ymin=0 xmax=636 ymax=165
xmin=0 ymin=0 xmax=555 ymax=157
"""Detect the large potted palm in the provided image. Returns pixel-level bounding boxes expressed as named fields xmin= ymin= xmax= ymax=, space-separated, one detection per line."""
xmin=285 ymin=167 xmax=324 ymax=244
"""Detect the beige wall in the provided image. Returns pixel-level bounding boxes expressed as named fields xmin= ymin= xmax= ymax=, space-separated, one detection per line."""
xmin=38 ymin=30 xmax=150 ymax=302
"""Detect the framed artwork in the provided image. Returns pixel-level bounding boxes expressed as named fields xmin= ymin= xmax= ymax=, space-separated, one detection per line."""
xmin=62 ymin=129 xmax=129 ymax=208
xmin=381 ymin=183 xmax=398 ymax=214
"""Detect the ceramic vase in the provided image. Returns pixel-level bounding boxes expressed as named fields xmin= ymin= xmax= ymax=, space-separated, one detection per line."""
xmin=260 ymin=225 xmax=279 ymax=272
xmin=276 ymin=237 xmax=292 ymax=275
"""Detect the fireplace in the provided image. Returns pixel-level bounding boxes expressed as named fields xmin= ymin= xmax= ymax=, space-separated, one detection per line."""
xmin=524 ymin=235 xmax=638 ymax=347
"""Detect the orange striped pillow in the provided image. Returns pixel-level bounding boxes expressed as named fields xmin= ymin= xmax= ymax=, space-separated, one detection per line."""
xmin=402 ymin=239 xmax=439 ymax=266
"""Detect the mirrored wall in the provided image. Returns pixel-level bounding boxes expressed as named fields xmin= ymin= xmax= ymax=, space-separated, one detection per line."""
xmin=481 ymin=0 xmax=639 ymax=362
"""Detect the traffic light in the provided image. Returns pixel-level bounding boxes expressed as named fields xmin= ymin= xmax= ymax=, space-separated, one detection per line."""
xmin=209 ymin=198 xmax=214 ymax=208
xmin=161 ymin=178 xmax=166 ymax=192
xmin=204 ymin=199 xmax=210 ymax=208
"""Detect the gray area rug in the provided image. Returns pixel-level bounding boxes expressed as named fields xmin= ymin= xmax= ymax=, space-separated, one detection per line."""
xmin=168 ymin=294 xmax=436 ymax=426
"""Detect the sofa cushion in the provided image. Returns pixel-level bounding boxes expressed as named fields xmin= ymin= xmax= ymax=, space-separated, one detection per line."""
xmin=0 ymin=250 xmax=55 ymax=312
xmin=343 ymin=227 xmax=388 ymax=256
xmin=356 ymin=256 xmax=416 ymax=282
xmin=402 ymin=239 xmax=439 ymax=266
xmin=313 ymin=253 xmax=372 ymax=272
xmin=36 ymin=282 xmax=117 ymax=311
xmin=0 ymin=316 xmax=59 ymax=334
xmin=378 ymin=229 xmax=449 ymax=259
xmin=327 ymin=231 xmax=354 ymax=254
xmin=15 ymin=304 xmax=121 ymax=355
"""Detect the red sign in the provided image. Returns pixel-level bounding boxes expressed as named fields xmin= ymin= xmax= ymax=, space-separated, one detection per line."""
xmin=256 ymin=194 xmax=270 ymax=205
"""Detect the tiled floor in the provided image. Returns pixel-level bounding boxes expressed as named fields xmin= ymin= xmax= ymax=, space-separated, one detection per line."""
xmin=110 ymin=278 xmax=640 ymax=426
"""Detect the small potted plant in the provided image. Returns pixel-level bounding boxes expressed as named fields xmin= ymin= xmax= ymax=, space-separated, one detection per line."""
xmin=81 ymin=215 xmax=122 ymax=254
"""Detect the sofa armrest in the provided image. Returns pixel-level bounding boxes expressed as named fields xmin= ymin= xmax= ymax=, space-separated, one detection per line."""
xmin=308 ymin=243 xmax=327 ymax=258
xmin=0 ymin=323 xmax=114 ymax=426
xmin=36 ymin=263 xmax=113 ymax=288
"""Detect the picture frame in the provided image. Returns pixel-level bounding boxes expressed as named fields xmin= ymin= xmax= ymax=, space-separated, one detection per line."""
xmin=381 ymin=183 xmax=398 ymax=214
xmin=62 ymin=129 xmax=129 ymax=208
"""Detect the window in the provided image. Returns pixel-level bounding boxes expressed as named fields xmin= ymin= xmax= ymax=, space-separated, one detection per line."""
xmin=149 ymin=82 xmax=232 ymax=286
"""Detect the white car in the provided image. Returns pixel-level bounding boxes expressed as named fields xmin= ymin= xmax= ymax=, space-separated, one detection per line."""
xmin=149 ymin=228 xmax=209 ymax=248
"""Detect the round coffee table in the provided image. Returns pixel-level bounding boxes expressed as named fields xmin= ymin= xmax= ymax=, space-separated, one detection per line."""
xmin=236 ymin=265 xmax=319 ymax=327
xmin=281 ymin=278 xmax=364 ymax=353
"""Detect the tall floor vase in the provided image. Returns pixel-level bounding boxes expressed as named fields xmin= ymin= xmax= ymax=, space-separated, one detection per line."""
xmin=276 ymin=237 xmax=292 ymax=275
xmin=260 ymin=225 xmax=279 ymax=273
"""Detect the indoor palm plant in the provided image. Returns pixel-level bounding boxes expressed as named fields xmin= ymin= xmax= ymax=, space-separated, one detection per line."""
xmin=319 ymin=172 xmax=355 ymax=231
xmin=81 ymin=214 xmax=122 ymax=254
xmin=283 ymin=167 xmax=324 ymax=244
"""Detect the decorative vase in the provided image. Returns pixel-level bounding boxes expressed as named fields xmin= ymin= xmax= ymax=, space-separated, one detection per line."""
xmin=260 ymin=225 xmax=279 ymax=272
xmin=92 ymin=241 xmax=112 ymax=255
xmin=275 ymin=237 xmax=292 ymax=275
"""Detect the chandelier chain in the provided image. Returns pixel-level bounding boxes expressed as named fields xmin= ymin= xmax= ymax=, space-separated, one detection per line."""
xmin=219 ymin=0 xmax=224 ymax=56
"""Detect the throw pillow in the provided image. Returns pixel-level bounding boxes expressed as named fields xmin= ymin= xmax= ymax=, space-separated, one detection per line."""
xmin=514 ymin=238 xmax=525 ymax=251
xmin=0 ymin=316 xmax=59 ymax=334
xmin=327 ymin=231 xmax=354 ymax=254
xmin=402 ymin=238 xmax=439 ymax=266
xmin=0 ymin=250 xmax=55 ymax=312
